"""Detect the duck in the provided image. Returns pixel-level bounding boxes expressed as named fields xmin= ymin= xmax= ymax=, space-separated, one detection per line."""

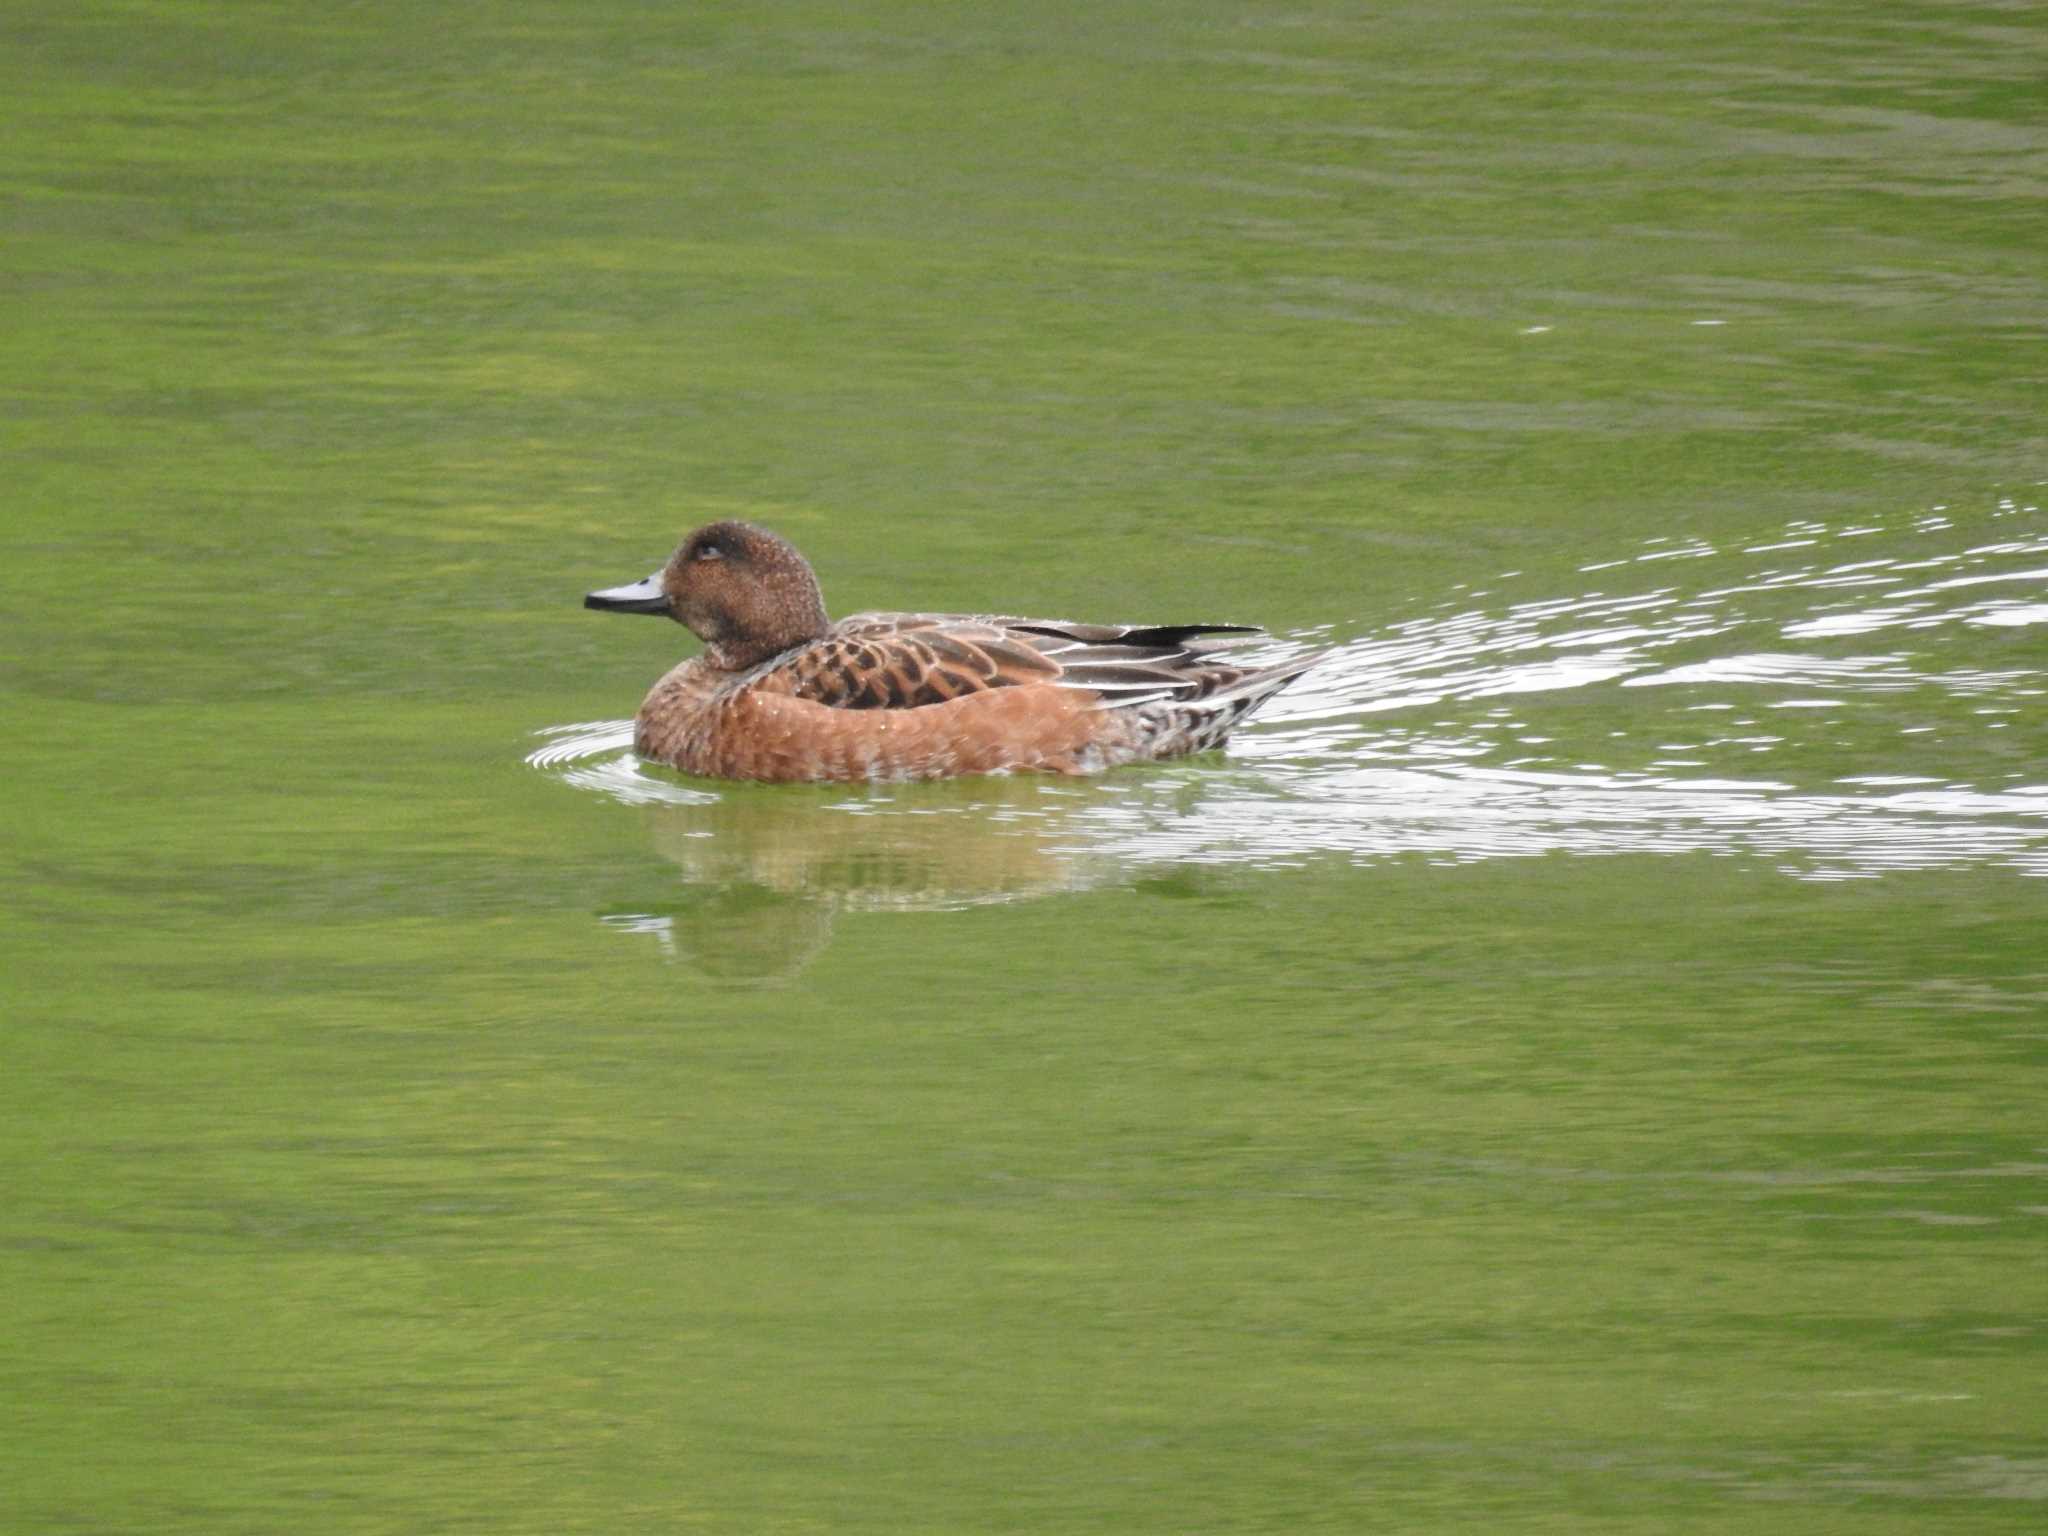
xmin=585 ymin=520 xmax=1318 ymax=783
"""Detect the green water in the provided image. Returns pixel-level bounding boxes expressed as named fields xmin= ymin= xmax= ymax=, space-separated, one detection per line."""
xmin=6 ymin=2 xmax=2046 ymax=1530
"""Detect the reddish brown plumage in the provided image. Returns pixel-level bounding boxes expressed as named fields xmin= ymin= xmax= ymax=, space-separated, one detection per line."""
xmin=635 ymin=662 xmax=1122 ymax=780
xmin=585 ymin=521 xmax=1317 ymax=783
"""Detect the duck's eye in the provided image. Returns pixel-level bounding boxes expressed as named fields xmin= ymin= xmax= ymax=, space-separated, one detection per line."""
xmin=694 ymin=543 xmax=724 ymax=562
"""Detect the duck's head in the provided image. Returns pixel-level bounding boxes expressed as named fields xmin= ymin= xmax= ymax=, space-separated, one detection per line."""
xmin=586 ymin=520 xmax=832 ymax=671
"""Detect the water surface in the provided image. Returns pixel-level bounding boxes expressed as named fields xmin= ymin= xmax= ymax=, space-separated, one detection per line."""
xmin=5 ymin=2 xmax=2046 ymax=1531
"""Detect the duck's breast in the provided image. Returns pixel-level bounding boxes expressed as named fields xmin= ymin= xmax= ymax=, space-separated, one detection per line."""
xmin=648 ymin=678 xmax=1131 ymax=783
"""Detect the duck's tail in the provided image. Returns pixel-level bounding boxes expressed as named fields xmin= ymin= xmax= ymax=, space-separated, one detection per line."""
xmin=1117 ymin=651 xmax=1323 ymax=759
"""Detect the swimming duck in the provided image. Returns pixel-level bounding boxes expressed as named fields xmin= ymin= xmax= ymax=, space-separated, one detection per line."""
xmin=585 ymin=521 xmax=1317 ymax=783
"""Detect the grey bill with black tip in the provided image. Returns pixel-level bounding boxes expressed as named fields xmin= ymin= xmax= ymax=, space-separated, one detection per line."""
xmin=584 ymin=573 xmax=669 ymax=615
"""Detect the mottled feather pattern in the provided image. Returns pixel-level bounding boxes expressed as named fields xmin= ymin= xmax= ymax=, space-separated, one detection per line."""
xmin=749 ymin=616 xmax=1062 ymax=710
xmin=752 ymin=613 xmax=1283 ymax=717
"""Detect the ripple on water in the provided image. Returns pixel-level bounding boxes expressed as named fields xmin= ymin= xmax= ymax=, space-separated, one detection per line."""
xmin=531 ymin=496 xmax=2048 ymax=897
xmin=527 ymin=721 xmax=719 ymax=806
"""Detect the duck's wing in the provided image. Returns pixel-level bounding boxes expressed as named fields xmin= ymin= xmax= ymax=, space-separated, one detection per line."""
xmin=998 ymin=620 xmax=1268 ymax=708
xmin=749 ymin=615 xmax=1060 ymax=709
xmin=753 ymin=614 xmax=1270 ymax=712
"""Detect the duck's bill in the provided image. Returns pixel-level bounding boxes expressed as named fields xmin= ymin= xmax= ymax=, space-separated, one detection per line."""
xmin=584 ymin=573 xmax=669 ymax=614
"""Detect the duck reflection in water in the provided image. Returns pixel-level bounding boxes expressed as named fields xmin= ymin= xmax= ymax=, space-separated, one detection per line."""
xmin=595 ymin=773 xmax=1132 ymax=985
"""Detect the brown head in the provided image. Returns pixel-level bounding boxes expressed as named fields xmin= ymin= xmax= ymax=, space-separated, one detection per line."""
xmin=585 ymin=521 xmax=833 ymax=671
